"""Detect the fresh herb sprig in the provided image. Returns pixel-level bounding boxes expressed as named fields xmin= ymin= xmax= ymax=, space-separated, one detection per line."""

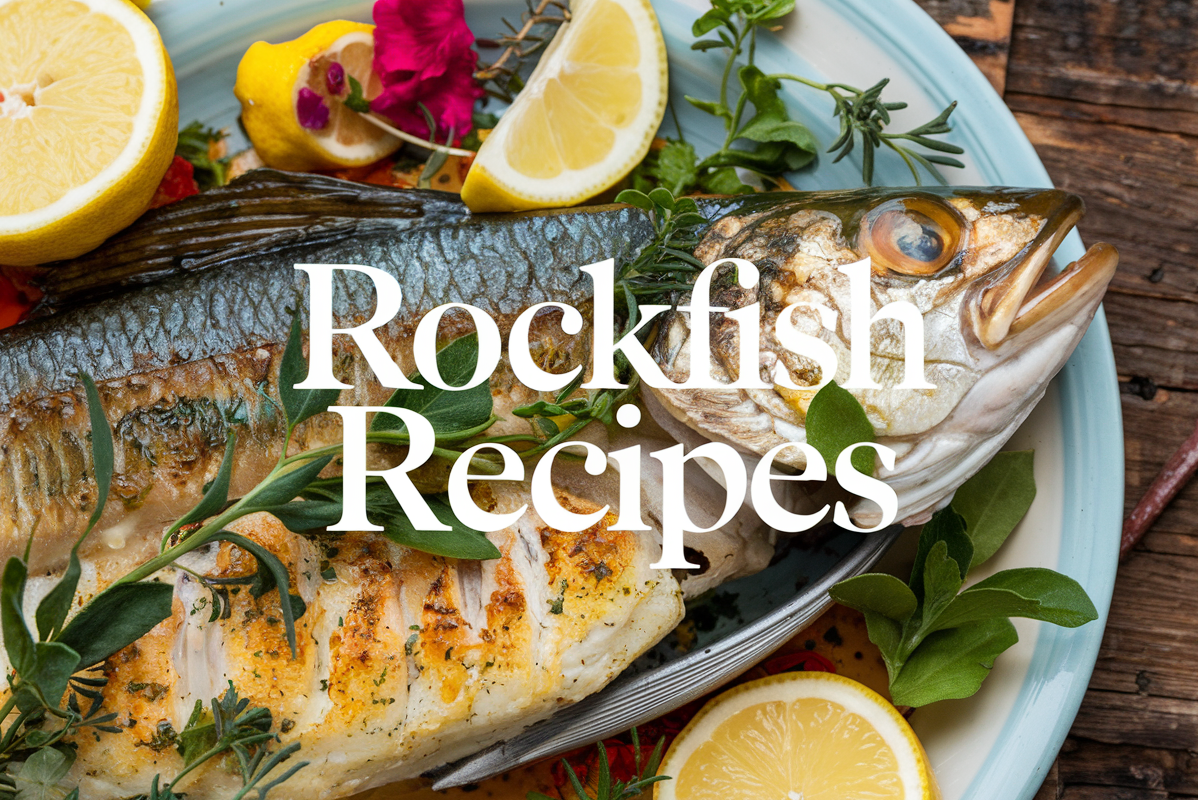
xmin=176 ymin=122 xmax=232 ymax=189
xmin=134 ymin=683 xmax=307 ymax=800
xmin=527 ymin=728 xmax=670 ymax=800
xmin=634 ymin=0 xmax=964 ymax=193
xmin=831 ymin=451 xmax=1099 ymax=707
xmin=475 ymin=0 xmax=571 ymax=102
xmin=772 ymin=75 xmax=965 ymax=185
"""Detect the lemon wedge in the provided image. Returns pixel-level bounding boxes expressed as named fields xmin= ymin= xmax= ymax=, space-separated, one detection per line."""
xmin=656 ymin=672 xmax=941 ymax=800
xmin=235 ymin=21 xmax=401 ymax=172
xmin=460 ymin=0 xmax=667 ymax=213
xmin=0 ymin=0 xmax=177 ymax=266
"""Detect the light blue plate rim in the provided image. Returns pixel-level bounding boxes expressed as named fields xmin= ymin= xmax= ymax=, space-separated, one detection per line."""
xmin=147 ymin=1 xmax=1123 ymax=797
xmin=827 ymin=2 xmax=1123 ymax=798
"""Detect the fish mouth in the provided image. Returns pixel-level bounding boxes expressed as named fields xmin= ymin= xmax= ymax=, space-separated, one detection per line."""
xmin=972 ymin=196 xmax=1119 ymax=348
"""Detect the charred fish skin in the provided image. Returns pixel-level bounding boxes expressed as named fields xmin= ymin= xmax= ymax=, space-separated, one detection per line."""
xmin=0 ymin=191 xmax=666 ymax=571
xmin=31 ymin=171 xmax=474 ymax=315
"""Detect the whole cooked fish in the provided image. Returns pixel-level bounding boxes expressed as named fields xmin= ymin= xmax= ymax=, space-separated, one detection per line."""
xmin=0 ymin=173 xmax=1116 ymax=798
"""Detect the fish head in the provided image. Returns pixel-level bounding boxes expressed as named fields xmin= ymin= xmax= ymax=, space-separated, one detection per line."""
xmin=648 ymin=186 xmax=1118 ymax=525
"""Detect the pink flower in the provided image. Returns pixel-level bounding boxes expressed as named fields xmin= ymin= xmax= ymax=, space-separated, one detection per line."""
xmin=371 ymin=0 xmax=484 ymax=140
xmin=296 ymin=87 xmax=329 ymax=130
xmin=326 ymin=61 xmax=346 ymax=96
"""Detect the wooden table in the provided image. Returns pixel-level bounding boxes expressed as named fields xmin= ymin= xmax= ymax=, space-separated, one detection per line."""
xmin=916 ymin=0 xmax=1198 ymax=796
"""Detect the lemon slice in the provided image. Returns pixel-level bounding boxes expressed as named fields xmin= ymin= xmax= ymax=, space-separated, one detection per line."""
xmin=235 ymin=21 xmax=401 ymax=172
xmin=461 ymin=0 xmax=667 ymax=212
xmin=656 ymin=672 xmax=941 ymax=800
xmin=0 ymin=0 xmax=177 ymax=266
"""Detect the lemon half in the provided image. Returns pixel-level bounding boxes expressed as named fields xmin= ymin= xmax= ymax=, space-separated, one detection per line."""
xmin=235 ymin=21 xmax=401 ymax=172
xmin=656 ymin=672 xmax=941 ymax=800
xmin=461 ymin=0 xmax=667 ymax=212
xmin=0 ymin=0 xmax=178 ymax=266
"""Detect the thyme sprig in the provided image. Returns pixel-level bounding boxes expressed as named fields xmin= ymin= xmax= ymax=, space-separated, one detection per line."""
xmin=475 ymin=0 xmax=571 ymax=102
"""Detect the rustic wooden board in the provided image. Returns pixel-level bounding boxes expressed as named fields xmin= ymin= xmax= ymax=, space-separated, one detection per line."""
xmin=917 ymin=0 xmax=1017 ymax=93
xmin=999 ymin=0 xmax=1198 ymax=797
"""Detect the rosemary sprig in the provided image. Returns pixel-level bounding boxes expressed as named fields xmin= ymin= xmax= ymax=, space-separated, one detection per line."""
xmin=527 ymin=728 xmax=670 ymax=800
xmin=775 ymin=74 xmax=965 ymax=185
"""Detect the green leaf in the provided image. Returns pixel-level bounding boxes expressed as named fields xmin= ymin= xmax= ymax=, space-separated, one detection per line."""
xmin=652 ymin=140 xmax=699 ymax=195
xmin=16 ymin=642 xmax=81 ymax=713
xmin=888 ymin=618 xmax=1018 ymax=707
xmin=829 ymin=573 xmax=917 ymax=622
xmin=2 ymin=557 xmax=34 ymax=677
xmin=684 ymin=95 xmax=734 ymax=124
xmin=615 ymin=189 xmax=653 ymax=211
xmin=11 ymin=746 xmax=75 ymax=800
xmin=170 ymin=433 xmax=236 ymax=534
xmin=932 ymin=568 xmax=1098 ymax=632
xmin=951 ymin=451 xmax=1037 ymax=568
xmin=35 ymin=554 xmax=80 ymax=643
xmin=916 ymin=539 xmax=965 ymax=636
xmin=344 ymin=75 xmax=371 ymax=113
xmin=381 ymin=496 xmax=501 ymax=560
xmin=692 ymin=7 xmax=730 ymax=36
xmin=37 ymin=374 xmax=115 ymax=642
xmin=279 ymin=312 xmax=344 ymax=431
xmin=211 ymin=533 xmax=305 ymax=659
xmin=373 ymin=334 xmax=494 ymax=438
xmin=698 ymin=166 xmax=754 ymax=195
xmin=245 ymin=455 xmax=335 ymax=512
xmin=862 ymin=610 xmax=903 ymax=671
xmin=805 ymin=381 xmax=875 ymax=476
xmin=266 ymin=500 xmax=344 ymax=532
xmin=80 ymin=373 xmax=113 ymax=534
xmin=909 ymin=508 xmax=973 ymax=599
xmin=57 ymin=582 xmax=175 ymax=668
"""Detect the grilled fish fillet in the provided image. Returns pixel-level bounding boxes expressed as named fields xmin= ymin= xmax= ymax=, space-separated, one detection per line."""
xmin=0 ymin=174 xmax=1118 ymax=798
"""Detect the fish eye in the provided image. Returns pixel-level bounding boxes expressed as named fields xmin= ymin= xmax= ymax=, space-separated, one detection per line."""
xmin=858 ymin=198 xmax=965 ymax=276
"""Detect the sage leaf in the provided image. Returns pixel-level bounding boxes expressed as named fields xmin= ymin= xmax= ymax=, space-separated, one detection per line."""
xmin=806 ymin=381 xmax=876 ymax=476
xmin=267 ymin=500 xmax=344 ymax=532
xmin=279 ymin=312 xmax=343 ymax=431
xmin=889 ymin=618 xmax=1018 ymax=707
xmin=211 ymin=532 xmax=305 ymax=659
xmin=11 ymin=746 xmax=75 ymax=800
xmin=931 ymin=568 xmax=1098 ymax=632
xmin=909 ymin=508 xmax=972 ymax=599
xmin=862 ymin=611 xmax=903 ymax=674
xmin=735 ymin=66 xmax=818 ymax=165
xmin=244 ymin=455 xmax=334 ymax=512
xmin=171 ymin=433 xmax=237 ymax=533
xmin=381 ymin=496 xmax=501 ymax=560
xmin=951 ymin=451 xmax=1036 ymax=568
xmin=58 ymin=582 xmax=175 ymax=668
xmin=904 ymin=540 xmax=966 ymax=657
xmin=38 ymin=375 xmax=113 ymax=641
xmin=2 ymin=557 xmax=34 ymax=677
xmin=79 ymin=373 xmax=113 ymax=533
xmin=373 ymin=333 xmax=494 ymax=438
xmin=16 ymin=642 xmax=81 ymax=713
xmin=829 ymin=573 xmax=917 ymax=622
xmin=35 ymin=554 xmax=80 ymax=644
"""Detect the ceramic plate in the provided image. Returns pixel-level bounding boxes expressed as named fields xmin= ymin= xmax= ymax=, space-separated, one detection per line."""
xmin=145 ymin=1 xmax=1124 ymax=797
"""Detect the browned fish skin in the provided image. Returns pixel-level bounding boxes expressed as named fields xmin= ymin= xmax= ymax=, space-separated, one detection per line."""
xmin=70 ymin=493 xmax=681 ymax=798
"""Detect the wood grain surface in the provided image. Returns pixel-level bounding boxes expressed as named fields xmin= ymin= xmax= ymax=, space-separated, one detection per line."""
xmin=916 ymin=0 xmax=1198 ymax=796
